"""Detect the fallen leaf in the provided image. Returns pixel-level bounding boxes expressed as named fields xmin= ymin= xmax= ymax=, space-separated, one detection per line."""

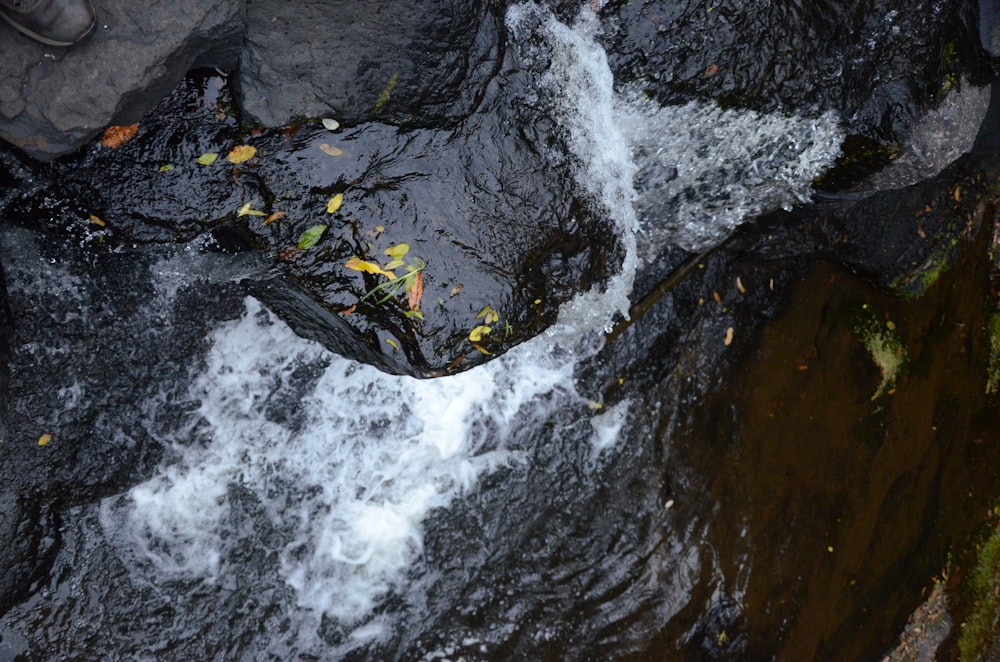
xmin=477 ymin=306 xmax=500 ymax=325
xmin=450 ymin=284 xmax=463 ymax=297
xmin=954 ymin=186 xmax=961 ymax=202
xmin=158 ymin=164 xmax=175 ymax=172
xmin=319 ymin=143 xmax=344 ymax=156
xmin=724 ymin=327 xmax=734 ymax=346
xmin=341 ymin=304 xmax=357 ymax=315
xmin=385 ymin=338 xmax=399 ymax=351
xmin=322 ymin=118 xmax=340 ymax=131
xmin=469 ymin=325 xmax=492 ymax=342
xmin=587 ymin=401 xmax=604 ymax=410
xmin=736 ymin=276 xmax=746 ymax=294
xmin=88 ymin=214 xmax=106 ymax=227
xmin=263 ymin=210 xmax=287 ymax=225
xmin=366 ymin=225 xmax=385 ymax=239
xmin=227 ymin=144 xmax=257 ymax=164
xmin=704 ymin=64 xmax=719 ymax=77
xmin=713 ymin=291 xmax=721 ymax=303
xmin=197 ymin=152 xmax=219 ymax=165
xmin=407 ymin=271 xmax=424 ymax=310
xmin=345 ymin=257 xmax=394 ymax=277
xmin=37 ymin=433 xmax=51 ymax=447
xmin=326 ymin=193 xmax=344 ymax=214
xmin=102 ymin=123 xmax=139 ymax=148
xmin=297 ymin=224 xmax=328 ymax=249
xmin=404 ymin=309 xmax=424 ymax=320
xmin=384 ymin=243 xmax=410 ymax=259
xmin=471 ymin=343 xmax=492 ymax=355
xmin=238 ymin=202 xmax=267 ymax=217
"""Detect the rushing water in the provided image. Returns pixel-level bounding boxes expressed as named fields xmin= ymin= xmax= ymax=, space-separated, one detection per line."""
xmin=8 ymin=3 xmax=976 ymax=660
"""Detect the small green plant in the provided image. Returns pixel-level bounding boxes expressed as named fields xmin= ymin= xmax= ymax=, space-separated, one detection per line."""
xmin=855 ymin=304 xmax=907 ymax=400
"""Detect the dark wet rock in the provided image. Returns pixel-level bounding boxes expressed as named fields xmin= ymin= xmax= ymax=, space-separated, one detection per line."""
xmin=600 ymin=0 xmax=992 ymax=158
xmin=240 ymin=0 xmax=503 ymax=129
xmin=0 ymin=0 xmax=244 ymax=161
xmin=0 ymin=493 xmax=59 ymax=617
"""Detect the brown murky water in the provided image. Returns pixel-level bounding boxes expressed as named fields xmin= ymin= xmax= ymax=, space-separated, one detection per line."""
xmin=664 ymin=229 xmax=1000 ymax=659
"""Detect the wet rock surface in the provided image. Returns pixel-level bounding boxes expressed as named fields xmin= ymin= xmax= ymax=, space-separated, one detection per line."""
xmin=240 ymin=0 xmax=502 ymax=128
xmin=0 ymin=1 xmax=999 ymax=660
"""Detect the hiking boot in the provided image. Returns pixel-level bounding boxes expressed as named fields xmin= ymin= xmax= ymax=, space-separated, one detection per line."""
xmin=0 ymin=0 xmax=95 ymax=47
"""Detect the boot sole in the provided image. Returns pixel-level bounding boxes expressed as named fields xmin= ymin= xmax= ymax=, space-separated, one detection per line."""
xmin=0 ymin=9 xmax=95 ymax=47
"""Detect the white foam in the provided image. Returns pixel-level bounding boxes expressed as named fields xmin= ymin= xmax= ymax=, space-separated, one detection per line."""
xmin=620 ymin=94 xmax=843 ymax=254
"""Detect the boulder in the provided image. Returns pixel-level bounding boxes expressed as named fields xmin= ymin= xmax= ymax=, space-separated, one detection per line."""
xmin=0 ymin=0 xmax=244 ymax=161
xmin=239 ymin=0 xmax=501 ymax=128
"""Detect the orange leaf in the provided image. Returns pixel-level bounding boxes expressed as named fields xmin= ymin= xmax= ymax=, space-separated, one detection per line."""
xmin=319 ymin=143 xmax=344 ymax=156
xmin=407 ymin=271 xmax=424 ymax=310
xmin=102 ymin=123 xmax=139 ymax=148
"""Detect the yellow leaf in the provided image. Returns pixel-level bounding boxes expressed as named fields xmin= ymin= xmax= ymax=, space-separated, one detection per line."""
xmin=238 ymin=202 xmax=266 ymax=217
xmin=736 ymin=276 xmax=746 ymax=294
xmin=345 ymin=257 xmax=394 ymax=277
xmin=384 ymin=243 xmax=410 ymax=259
xmin=197 ymin=152 xmax=219 ymax=165
xmin=587 ymin=401 xmax=604 ymax=410
xmin=385 ymin=338 xmax=399 ymax=351
xmin=469 ymin=325 xmax=492 ymax=342
xmin=724 ymin=327 xmax=734 ymax=346
xmin=450 ymin=284 xmax=463 ymax=297
xmin=319 ymin=143 xmax=344 ymax=156
xmin=327 ymin=193 xmax=344 ymax=214
xmin=477 ymin=306 xmax=500 ymax=325
xmin=227 ymin=145 xmax=257 ymax=164
xmin=89 ymin=214 xmax=106 ymax=227
xmin=471 ymin=343 xmax=492 ymax=355
xmin=37 ymin=433 xmax=51 ymax=447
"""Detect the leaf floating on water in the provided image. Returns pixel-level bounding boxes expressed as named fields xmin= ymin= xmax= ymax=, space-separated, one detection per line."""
xmin=341 ymin=304 xmax=357 ymax=315
xmin=404 ymin=309 xmax=424 ymax=320
xmin=385 ymin=338 xmax=399 ymax=351
xmin=736 ymin=276 xmax=746 ymax=294
xmin=158 ymin=164 xmax=175 ymax=172
xmin=704 ymin=64 xmax=720 ymax=77
xmin=345 ymin=257 xmax=393 ymax=277
xmin=471 ymin=343 xmax=492 ymax=356
xmin=37 ymin=433 xmax=52 ymax=447
xmin=469 ymin=325 xmax=492 ymax=342
xmin=297 ymin=224 xmax=328 ymax=249
xmin=366 ymin=225 xmax=385 ymax=239
xmin=450 ymin=284 xmax=463 ymax=297
xmin=238 ymin=202 xmax=267 ymax=217
xmin=263 ymin=210 xmax=287 ymax=225
xmin=101 ymin=123 xmax=139 ymax=148
xmin=227 ymin=145 xmax=257 ymax=164
xmin=587 ymin=401 xmax=604 ymax=410
xmin=197 ymin=152 xmax=219 ymax=165
xmin=407 ymin=271 xmax=424 ymax=310
xmin=319 ymin=143 xmax=343 ymax=156
xmin=384 ymin=243 xmax=410 ymax=259
xmin=724 ymin=327 xmax=734 ymax=346
xmin=322 ymin=118 xmax=340 ymax=131
xmin=88 ymin=214 xmax=106 ymax=227
xmin=327 ymin=193 xmax=344 ymax=214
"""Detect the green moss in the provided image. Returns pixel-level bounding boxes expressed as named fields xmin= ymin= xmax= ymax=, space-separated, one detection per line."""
xmin=958 ymin=520 xmax=1000 ymax=661
xmin=891 ymin=239 xmax=958 ymax=300
xmin=372 ymin=73 xmax=400 ymax=118
xmin=855 ymin=305 xmax=907 ymax=400
xmin=987 ymin=312 xmax=1000 ymax=395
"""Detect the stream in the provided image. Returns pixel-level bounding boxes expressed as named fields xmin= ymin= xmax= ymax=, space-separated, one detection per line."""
xmin=1 ymin=2 xmax=998 ymax=660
